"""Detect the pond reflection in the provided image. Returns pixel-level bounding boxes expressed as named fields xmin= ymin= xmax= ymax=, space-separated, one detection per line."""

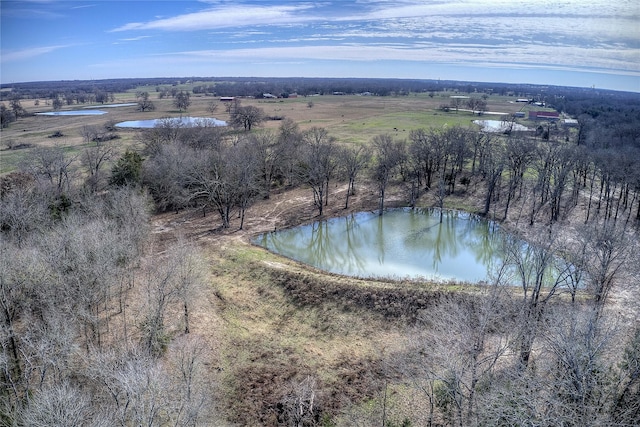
xmin=253 ymin=208 xmax=505 ymax=282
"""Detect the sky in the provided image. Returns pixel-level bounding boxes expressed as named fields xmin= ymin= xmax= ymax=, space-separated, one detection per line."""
xmin=1 ymin=0 xmax=639 ymax=92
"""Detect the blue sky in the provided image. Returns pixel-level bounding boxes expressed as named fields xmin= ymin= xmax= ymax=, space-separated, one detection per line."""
xmin=2 ymin=0 xmax=639 ymax=92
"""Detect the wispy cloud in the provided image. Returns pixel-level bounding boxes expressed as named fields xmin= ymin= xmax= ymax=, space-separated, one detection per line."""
xmin=1 ymin=45 xmax=72 ymax=62
xmin=1 ymin=7 xmax=64 ymax=20
xmin=164 ymin=43 xmax=640 ymax=74
xmin=71 ymin=4 xmax=97 ymax=10
xmin=110 ymin=4 xmax=316 ymax=32
xmin=118 ymin=36 xmax=152 ymax=42
xmin=2 ymin=0 xmax=637 ymax=90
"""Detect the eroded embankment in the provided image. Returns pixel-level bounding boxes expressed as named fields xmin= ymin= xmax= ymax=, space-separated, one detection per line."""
xmin=219 ymin=258 xmax=517 ymax=423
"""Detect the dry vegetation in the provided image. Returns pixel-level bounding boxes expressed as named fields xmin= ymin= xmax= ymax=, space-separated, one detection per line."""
xmin=2 ymin=84 xmax=639 ymax=425
xmin=1 ymin=89 xmax=524 ymax=160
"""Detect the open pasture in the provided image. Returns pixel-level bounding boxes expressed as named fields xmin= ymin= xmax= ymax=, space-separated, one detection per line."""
xmin=1 ymin=87 xmax=524 ymax=173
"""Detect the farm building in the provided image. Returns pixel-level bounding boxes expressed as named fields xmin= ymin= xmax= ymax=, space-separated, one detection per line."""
xmin=529 ymin=111 xmax=559 ymax=120
xmin=220 ymin=97 xmax=235 ymax=102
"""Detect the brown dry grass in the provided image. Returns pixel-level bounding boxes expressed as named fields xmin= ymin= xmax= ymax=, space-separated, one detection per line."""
xmin=1 ymin=90 xmax=523 ymax=173
xmin=146 ymin=168 xmax=639 ymax=423
xmin=147 ymin=179 xmax=496 ymax=423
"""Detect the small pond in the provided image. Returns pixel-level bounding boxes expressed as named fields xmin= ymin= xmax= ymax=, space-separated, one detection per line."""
xmin=115 ymin=117 xmax=227 ymax=128
xmin=254 ymin=208 xmax=506 ymax=282
xmin=36 ymin=110 xmax=107 ymax=116
xmin=473 ymin=119 xmax=531 ymax=133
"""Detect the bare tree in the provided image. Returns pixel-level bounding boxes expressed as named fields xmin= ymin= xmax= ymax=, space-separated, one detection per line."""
xmin=450 ymin=97 xmax=463 ymax=113
xmin=100 ymin=348 xmax=172 ymax=425
xmin=576 ymin=221 xmax=630 ymax=318
xmin=469 ymin=132 xmax=491 ymax=176
xmin=165 ymin=238 xmax=207 ymax=335
xmin=405 ymin=287 xmax=512 ymax=427
xmin=501 ymin=230 xmax=572 ymax=371
xmin=339 ymin=144 xmax=371 ymax=209
xmin=9 ymin=96 xmax=26 ymax=119
xmin=19 ymin=383 xmax=94 ymax=427
xmin=372 ymin=134 xmax=405 ymax=215
xmin=173 ymin=91 xmax=191 ymax=113
xmin=300 ymin=127 xmax=337 ymax=216
xmin=183 ymin=139 xmax=260 ymax=228
xmin=207 ymin=100 xmax=219 ymax=115
xmin=549 ymin=144 xmax=577 ymax=223
xmin=279 ymin=376 xmax=320 ymax=427
xmin=0 ymin=186 xmax=48 ymax=246
xmin=231 ymin=105 xmax=265 ymax=131
xmin=167 ymin=335 xmax=213 ymax=424
xmin=81 ymin=141 xmax=114 ymax=192
xmin=541 ymin=304 xmax=620 ymax=426
xmin=0 ymin=241 xmax=44 ymax=408
xmin=20 ymin=145 xmax=76 ymax=197
xmin=225 ymin=97 xmax=241 ymax=114
xmin=481 ymin=141 xmax=504 ymax=217
xmin=250 ymin=131 xmax=285 ymax=199
xmin=277 ymin=118 xmax=304 ymax=188
xmin=136 ymin=91 xmax=155 ymax=112
xmin=502 ymin=136 xmax=536 ymax=220
xmin=0 ymin=103 xmax=17 ymax=128
xmin=140 ymin=256 xmax=180 ymax=357
xmin=467 ymin=97 xmax=487 ymax=115
xmin=87 ymin=339 xmax=213 ymax=426
xmin=612 ymin=326 xmax=640 ymax=425
xmin=137 ymin=118 xmax=185 ymax=156
xmin=143 ymin=143 xmax=196 ymax=212
xmin=228 ymin=138 xmax=262 ymax=229
xmin=51 ymin=96 xmax=63 ymax=110
xmin=39 ymin=212 xmax=134 ymax=351
xmin=180 ymin=123 xmax=226 ymax=151
xmin=408 ymin=128 xmax=447 ymax=191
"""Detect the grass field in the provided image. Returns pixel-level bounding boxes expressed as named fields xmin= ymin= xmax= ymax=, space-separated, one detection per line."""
xmin=1 ymin=88 xmax=529 ymax=174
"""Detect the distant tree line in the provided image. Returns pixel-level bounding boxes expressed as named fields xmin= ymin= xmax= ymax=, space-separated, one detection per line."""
xmin=5 ymin=76 xmax=638 ymax=101
xmin=0 ymin=77 xmax=184 ymax=101
xmin=4 ymin=78 xmax=639 ymax=147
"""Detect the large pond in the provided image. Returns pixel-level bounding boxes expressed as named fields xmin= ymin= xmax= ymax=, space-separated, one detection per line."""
xmin=254 ymin=208 xmax=507 ymax=282
xmin=36 ymin=110 xmax=107 ymax=116
xmin=115 ymin=117 xmax=227 ymax=128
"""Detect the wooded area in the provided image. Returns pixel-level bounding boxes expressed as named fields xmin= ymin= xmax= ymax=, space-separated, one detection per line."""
xmin=1 ymin=78 xmax=639 ymax=425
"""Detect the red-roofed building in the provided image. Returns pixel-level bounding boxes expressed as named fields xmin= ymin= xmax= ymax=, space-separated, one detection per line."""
xmin=529 ymin=111 xmax=559 ymax=120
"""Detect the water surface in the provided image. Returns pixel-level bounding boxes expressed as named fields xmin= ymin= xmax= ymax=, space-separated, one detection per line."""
xmin=473 ymin=119 xmax=531 ymax=133
xmin=115 ymin=117 xmax=227 ymax=128
xmin=254 ymin=208 xmax=503 ymax=282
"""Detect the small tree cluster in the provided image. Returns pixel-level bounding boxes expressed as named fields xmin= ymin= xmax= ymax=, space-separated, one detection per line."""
xmin=136 ymin=90 xmax=156 ymax=112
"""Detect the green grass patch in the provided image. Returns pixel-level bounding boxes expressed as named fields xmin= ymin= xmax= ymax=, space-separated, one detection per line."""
xmin=0 ymin=148 xmax=28 ymax=174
